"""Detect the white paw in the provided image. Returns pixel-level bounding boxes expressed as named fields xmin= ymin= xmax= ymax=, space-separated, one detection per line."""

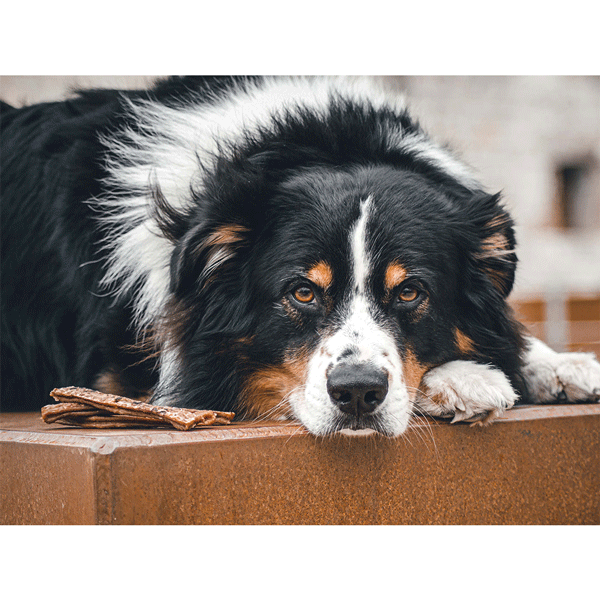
xmin=416 ymin=360 xmax=517 ymax=425
xmin=523 ymin=341 xmax=600 ymax=404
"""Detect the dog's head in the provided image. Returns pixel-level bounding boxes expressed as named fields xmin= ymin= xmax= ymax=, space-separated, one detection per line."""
xmin=156 ymin=159 xmax=520 ymax=437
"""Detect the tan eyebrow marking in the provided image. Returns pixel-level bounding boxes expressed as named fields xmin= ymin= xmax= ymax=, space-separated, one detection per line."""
xmin=384 ymin=261 xmax=408 ymax=291
xmin=307 ymin=261 xmax=333 ymax=289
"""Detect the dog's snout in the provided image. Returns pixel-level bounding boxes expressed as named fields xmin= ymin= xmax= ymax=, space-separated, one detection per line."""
xmin=327 ymin=363 xmax=388 ymax=416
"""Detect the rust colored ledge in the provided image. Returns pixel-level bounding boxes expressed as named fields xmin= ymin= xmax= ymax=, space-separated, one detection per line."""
xmin=1 ymin=404 xmax=599 ymax=525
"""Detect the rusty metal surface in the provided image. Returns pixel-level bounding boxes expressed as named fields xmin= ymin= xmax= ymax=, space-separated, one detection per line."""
xmin=1 ymin=405 xmax=599 ymax=525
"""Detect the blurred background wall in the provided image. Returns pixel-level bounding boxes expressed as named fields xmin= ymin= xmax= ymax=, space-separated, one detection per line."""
xmin=2 ymin=75 xmax=599 ymax=354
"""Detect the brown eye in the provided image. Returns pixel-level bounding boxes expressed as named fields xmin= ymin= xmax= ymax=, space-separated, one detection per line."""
xmin=398 ymin=285 xmax=419 ymax=303
xmin=293 ymin=285 xmax=315 ymax=304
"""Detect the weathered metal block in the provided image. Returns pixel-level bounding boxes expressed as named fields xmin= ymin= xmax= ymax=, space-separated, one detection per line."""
xmin=1 ymin=405 xmax=599 ymax=525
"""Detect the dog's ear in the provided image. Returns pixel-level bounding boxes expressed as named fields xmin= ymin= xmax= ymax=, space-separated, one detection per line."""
xmin=462 ymin=192 xmax=517 ymax=299
xmin=147 ymin=179 xmax=250 ymax=295
xmin=169 ymin=221 xmax=250 ymax=296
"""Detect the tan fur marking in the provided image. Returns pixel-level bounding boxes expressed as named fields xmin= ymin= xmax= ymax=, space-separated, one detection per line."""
xmin=197 ymin=224 xmax=249 ymax=284
xmin=241 ymin=349 xmax=310 ymax=420
xmin=403 ymin=349 xmax=430 ymax=395
xmin=419 ymin=386 xmax=445 ymax=407
xmin=485 ymin=267 xmax=509 ymax=293
xmin=384 ymin=262 xmax=408 ymax=292
xmin=411 ymin=296 xmax=430 ymax=320
xmin=307 ymin=261 xmax=333 ymax=289
xmin=205 ymin=224 xmax=249 ymax=247
xmin=455 ymin=328 xmax=476 ymax=355
xmin=487 ymin=214 xmax=510 ymax=230
xmin=477 ymin=212 xmax=513 ymax=261
xmin=477 ymin=220 xmax=515 ymax=293
xmin=281 ymin=296 xmax=304 ymax=326
xmin=479 ymin=232 xmax=511 ymax=259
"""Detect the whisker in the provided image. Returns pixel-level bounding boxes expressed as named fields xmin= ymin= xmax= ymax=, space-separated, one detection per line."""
xmin=406 ymin=384 xmax=437 ymax=408
xmin=409 ymin=398 xmax=440 ymax=439
xmin=247 ymin=385 xmax=306 ymax=426
xmin=283 ymin=421 xmax=306 ymax=446
xmin=408 ymin=412 xmax=440 ymax=459
xmin=381 ymin=389 xmax=439 ymax=458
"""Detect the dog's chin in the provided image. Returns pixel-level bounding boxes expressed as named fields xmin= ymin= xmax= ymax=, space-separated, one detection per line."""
xmin=291 ymin=406 xmax=411 ymax=438
xmin=313 ymin=417 xmax=402 ymax=438
xmin=334 ymin=415 xmax=389 ymax=437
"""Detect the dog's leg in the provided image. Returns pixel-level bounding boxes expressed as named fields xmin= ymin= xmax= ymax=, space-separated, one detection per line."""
xmin=416 ymin=361 xmax=517 ymax=425
xmin=521 ymin=337 xmax=600 ymax=404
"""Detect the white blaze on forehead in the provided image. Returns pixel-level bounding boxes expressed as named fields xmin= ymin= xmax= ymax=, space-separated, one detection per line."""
xmin=350 ymin=195 xmax=373 ymax=294
xmin=345 ymin=195 xmax=378 ymax=355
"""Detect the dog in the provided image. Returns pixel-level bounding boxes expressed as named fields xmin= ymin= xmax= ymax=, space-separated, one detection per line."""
xmin=2 ymin=76 xmax=600 ymax=436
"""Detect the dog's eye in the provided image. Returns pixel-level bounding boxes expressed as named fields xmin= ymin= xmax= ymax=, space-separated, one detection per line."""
xmin=292 ymin=285 xmax=316 ymax=304
xmin=397 ymin=284 xmax=420 ymax=303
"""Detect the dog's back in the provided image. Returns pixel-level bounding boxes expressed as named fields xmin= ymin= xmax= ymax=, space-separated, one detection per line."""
xmin=1 ymin=91 xmax=123 ymax=409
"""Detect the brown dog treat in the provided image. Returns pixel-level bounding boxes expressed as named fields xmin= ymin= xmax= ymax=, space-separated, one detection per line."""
xmin=78 ymin=413 xmax=165 ymax=425
xmin=82 ymin=414 xmax=164 ymax=424
xmin=50 ymin=418 xmax=153 ymax=428
xmin=213 ymin=415 xmax=238 ymax=425
xmin=51 ymin=414 xmax=169 ymax=428
xmin=42 ymin=402 xmax=100 ymax=416
xmin=46 ymin=410 xmax=165 ymax=426
xmin=46 ymin=386 xmax=235 ymax=430
xmin=41 ymin=402 xmax=103 ymax=423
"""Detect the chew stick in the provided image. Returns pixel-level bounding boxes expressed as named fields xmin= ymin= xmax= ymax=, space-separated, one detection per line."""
xmin=42 ymin=386 xmax=235 ymax=430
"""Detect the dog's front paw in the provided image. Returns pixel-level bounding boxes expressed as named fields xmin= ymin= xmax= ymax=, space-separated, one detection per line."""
xmin=416 ymin=360 xmax=517 ymax=426
xmin=523 ymin=339 xmax=600 ymax=404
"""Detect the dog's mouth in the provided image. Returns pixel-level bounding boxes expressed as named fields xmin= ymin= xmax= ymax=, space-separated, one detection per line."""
xmin=337 ymin=427 xmax=379 ymax=437
xmin=333 ymin=413 xmax=397 ymax=437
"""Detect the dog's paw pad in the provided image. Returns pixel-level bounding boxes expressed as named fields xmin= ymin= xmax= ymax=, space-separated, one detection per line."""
xmin=416 ymin=361 xmax=516 ymax=424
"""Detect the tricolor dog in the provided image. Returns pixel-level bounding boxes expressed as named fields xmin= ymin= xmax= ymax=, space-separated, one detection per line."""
xmin=2 ymin=76 xmax=600 ymax=435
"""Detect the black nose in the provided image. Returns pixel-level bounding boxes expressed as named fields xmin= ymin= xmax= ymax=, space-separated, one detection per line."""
xmin=327 ymin=363 xmax=388 ymax=416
